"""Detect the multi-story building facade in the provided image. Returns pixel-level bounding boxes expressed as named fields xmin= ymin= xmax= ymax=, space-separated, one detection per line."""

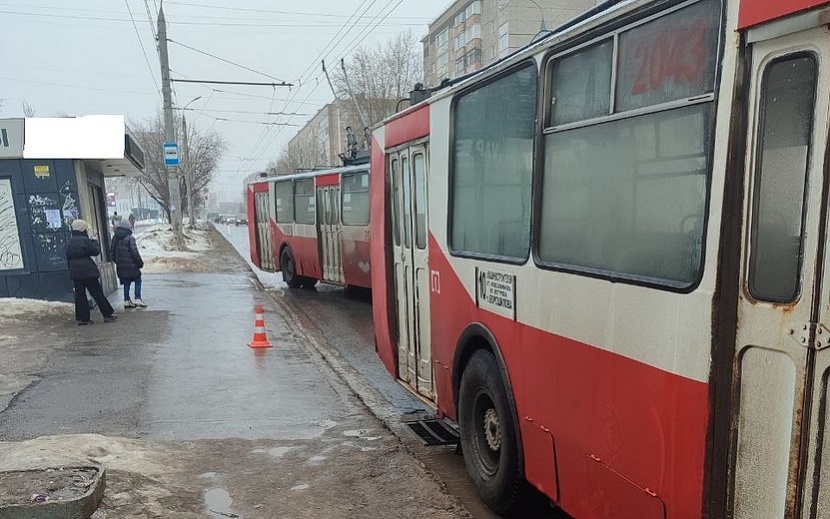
xmin=423 ymin=0 xmax=597 ymax=86
xmin=285 ymin=102 xmax=342 ymax=170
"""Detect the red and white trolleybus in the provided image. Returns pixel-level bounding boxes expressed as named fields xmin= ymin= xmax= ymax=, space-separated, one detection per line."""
xmin=371 ymin=0 xmax=830 ymax=516
xmin=248 ymin=164 xmax=372 ymax=289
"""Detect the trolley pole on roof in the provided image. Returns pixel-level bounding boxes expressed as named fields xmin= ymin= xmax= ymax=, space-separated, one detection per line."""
xmin=157 ymin=1 xmax=184 ymax=245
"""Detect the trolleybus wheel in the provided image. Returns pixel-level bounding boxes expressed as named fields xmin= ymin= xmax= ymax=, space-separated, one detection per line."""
xmin=280 ymin=248 xmax=303 ymax=288
xmin=458 ymin=349 xmax=522 ymax=515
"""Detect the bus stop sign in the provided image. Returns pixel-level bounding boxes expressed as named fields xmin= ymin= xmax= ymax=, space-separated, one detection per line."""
xmin=163 ymin=142 xmax=179 ymax=167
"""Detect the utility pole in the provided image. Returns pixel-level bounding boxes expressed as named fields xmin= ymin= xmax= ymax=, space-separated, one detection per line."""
xmin=182 ymin=111 xmax=195 ymax=227
xmin=180 ymin=96 xmax=201 ymax=228
xmin=157 ymin=1 xmax=184 ymax=243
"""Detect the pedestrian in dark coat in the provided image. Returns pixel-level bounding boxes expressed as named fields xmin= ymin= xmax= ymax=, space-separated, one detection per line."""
xmin=66 ymin=219 xmax=117 ymax=325
xmin=111 ymin=219 xmax=146 ymax=309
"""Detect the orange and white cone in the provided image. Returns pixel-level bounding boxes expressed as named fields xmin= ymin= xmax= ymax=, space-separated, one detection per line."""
xmin=248 ymin=305 xmax=273 ymax=348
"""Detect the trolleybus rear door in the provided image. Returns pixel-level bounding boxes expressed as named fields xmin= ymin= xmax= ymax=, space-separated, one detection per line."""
xmin=390 ymin=146 xmax=434 ymax=401
xmin=317 ymin=186 xmax=344 ymax=284
xmin=731 ymin=25 xmax=830 ymax=519
xmin=255 ymin=190 xmax=273 ymax=270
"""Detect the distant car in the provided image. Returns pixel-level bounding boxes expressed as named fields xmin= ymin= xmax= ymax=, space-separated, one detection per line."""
xmin=219 ymin=215 xmax=234 ymax=224
xmin=234 ymin=214 xmax=248 ymax=226
xmin=207 ymin=212 xmax=219 ymax=222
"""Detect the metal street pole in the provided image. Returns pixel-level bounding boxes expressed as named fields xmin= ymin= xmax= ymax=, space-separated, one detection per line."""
xmin=157 ymin=1 xmax=184 ymax=244
xmin=181 ymin=96 xmax=200 ymax=228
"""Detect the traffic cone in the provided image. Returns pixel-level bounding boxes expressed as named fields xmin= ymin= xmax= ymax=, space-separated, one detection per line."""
xmin=248 ymin=305 xmax=273 ymax=348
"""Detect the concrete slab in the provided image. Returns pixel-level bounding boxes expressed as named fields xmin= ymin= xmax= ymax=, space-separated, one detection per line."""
xmin=0 ymin=466 xmax=105 ymax=519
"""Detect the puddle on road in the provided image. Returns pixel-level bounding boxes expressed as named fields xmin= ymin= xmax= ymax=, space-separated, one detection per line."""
xmin=307 ymin=455 xmax=327 ymax=465
xmin=204 ymin=487 xmax=241 ymax=519
xmin=251 ymin=446 xmax=296 ymax=458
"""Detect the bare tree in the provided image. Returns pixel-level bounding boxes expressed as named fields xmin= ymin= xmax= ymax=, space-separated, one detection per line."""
xmin=268 ymin=136 xmax=327 ymax=175
xmin=333 ymin=31 xmax=423 ymax=130
xmin=21 ymin=100 xmax=36 ymax=117
xmin=130 ymin=113 xmax=227 ymax=222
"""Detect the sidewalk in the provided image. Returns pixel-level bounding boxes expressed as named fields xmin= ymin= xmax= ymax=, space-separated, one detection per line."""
xmin=0 ymin=229 xmax=470 ymax=518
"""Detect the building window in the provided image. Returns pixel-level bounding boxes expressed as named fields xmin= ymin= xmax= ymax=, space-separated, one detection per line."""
xmin=437 ymin=51 xmax=449 ymax=69
xmin=498 ymin=33 xmax=509 ymax=55
xmin=456 ymin=57 xmax=465 ymax=74
xmin=436 ymin=28 xmax=448 ymax=48
xmin=451 ymin=63 xmax=537 ymax=259
xmin=469 ymin=23 xmax=481 ymax=40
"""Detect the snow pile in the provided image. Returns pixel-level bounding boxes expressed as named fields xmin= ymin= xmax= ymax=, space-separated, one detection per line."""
xmin=0 ymin=298 xmax=73 ymax=319
xmin=134 ymin=225 xmax=214 ymax=272
xmin=135 ymin=225 xmax=212 ymax=256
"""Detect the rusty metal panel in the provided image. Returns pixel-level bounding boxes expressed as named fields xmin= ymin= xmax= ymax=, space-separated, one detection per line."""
xmin=733 ymin=346 xmax=799 ymax=518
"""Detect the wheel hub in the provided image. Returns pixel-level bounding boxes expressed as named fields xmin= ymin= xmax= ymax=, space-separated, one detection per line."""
xmin=483 ymin=408 xmax=501 ymax=452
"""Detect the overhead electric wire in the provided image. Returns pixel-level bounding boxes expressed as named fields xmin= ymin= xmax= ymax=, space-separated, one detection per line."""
xmin=142 ymin=0 xmax=158 ymax=41
xmin=181 ymin=107 xmax=310 ymax=116
xmin=168 ymin=39 xmax=287 ymax=83
xmin=164 ymin=0 xmax=431 ymax=20
xmin=0 ymin=8 xmax=424 ymax=27
xmin=253 ymin=0 xmax=406 ymax=160
xmin=246 ymin=0 xmax=383 ymax=159
xmin=123 ymin=0 xmax=161 ymax=100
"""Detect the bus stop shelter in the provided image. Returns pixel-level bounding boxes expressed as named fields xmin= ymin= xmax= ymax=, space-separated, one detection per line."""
xmin=0 ymin=116 xmax=145 ymax=301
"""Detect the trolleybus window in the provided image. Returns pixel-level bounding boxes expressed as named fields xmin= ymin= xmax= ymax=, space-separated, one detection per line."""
xmin=748 ymin=54 xmax=817 ymax=303
xmin=391 ymin=158 xmax=401 ymax=246
xmin=550 ymin=40 xmax=612 ymax=126
xmin=402 ymin=155 xmax=412 ymax=248
xmin=342 ymin=171 xmax=370 ymax=226
xmin=538 ymin=0 xmax=719 ymax=286
xmin=294 ymin=179 xmax=315 ymax=225
xmin=616 ymin=0 xmax=719 ymax=112
xmin=450 ymin=62 xmax=536 ymax=259
xmin=413 ymin=153 xmax=427 ymax=249
xmin=275 ymin=180 xmax=293 ymax=223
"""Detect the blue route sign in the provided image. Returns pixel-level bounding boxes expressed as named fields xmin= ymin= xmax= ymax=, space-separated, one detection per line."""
xmin=163 ymin=142 xmax=179 ymax=167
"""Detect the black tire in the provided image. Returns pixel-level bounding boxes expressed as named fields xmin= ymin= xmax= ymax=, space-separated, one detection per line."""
xmin=280 ymin=248 xmax=303 ymax=288
xmin=458 ymin=349 xmax=523 ymax=515
xmin=301 ymin=278 xmax=318 ymax=288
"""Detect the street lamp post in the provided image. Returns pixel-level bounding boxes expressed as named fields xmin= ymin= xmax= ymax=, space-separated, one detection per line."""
xmin=527 ymin=0 xmax=547 ymax=32
xmin=181 ymin=96 xmax=201 ymax=227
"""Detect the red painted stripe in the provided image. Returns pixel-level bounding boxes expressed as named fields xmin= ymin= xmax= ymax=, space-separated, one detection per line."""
xmin=738 ymin=0 xmax=828 ymax=28
xmin=341 ymin=235 xmax=372 ymax=289
xmin=268 ymin=221 xmax=321 ymax=279
xmin=385 ymin=105 xmax=429 ymax=148
xmin=316 ymin=173 xmax=340 ymax=187
xmin=252 ymin=181 xmax=269 ymax=194
xmin=370 ymin=232 xmax=710 ymax=517
xmin=422 ymin=235 xmax=709 ymax=517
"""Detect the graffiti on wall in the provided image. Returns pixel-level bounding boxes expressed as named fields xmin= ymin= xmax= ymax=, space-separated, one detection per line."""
xmin=60 ymin=180 xmax=78 ymax=225
xmin=0 ymin=178 xmax=24 ymax=270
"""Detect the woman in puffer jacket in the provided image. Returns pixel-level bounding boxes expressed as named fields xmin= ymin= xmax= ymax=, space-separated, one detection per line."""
xmin=111 ymin=219 xmax=147 ymax=309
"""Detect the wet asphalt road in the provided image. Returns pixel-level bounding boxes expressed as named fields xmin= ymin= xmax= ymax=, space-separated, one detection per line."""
xmin=0 ymin=266 xmax=356 ymax=442
xmin=215 ymin=224 xmax=567 ymax=519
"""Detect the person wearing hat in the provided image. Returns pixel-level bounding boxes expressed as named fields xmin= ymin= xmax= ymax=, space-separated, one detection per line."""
xmin=111 ymin=219 xmax=146 ymax=308
xmin=66 ymin=219 xmax=117 ymax=325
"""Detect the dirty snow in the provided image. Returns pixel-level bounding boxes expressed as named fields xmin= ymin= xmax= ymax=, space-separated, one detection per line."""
xmin=0 ymin=298 xmax=73 ymax=319
xmin=134 ymin=224 xmax=214 ymax=273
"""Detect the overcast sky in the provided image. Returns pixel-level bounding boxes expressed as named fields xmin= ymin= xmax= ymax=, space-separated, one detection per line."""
xmin=2 ymin=0 xmax=449 ymax=201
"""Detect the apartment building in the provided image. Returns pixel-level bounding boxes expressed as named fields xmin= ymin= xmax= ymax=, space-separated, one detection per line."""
xmin=423 ymin=0 xmax=596 ymax=86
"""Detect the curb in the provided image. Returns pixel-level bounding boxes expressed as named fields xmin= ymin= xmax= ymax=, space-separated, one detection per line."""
xmin=0 ymin=466 xmax=105 ymax=519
